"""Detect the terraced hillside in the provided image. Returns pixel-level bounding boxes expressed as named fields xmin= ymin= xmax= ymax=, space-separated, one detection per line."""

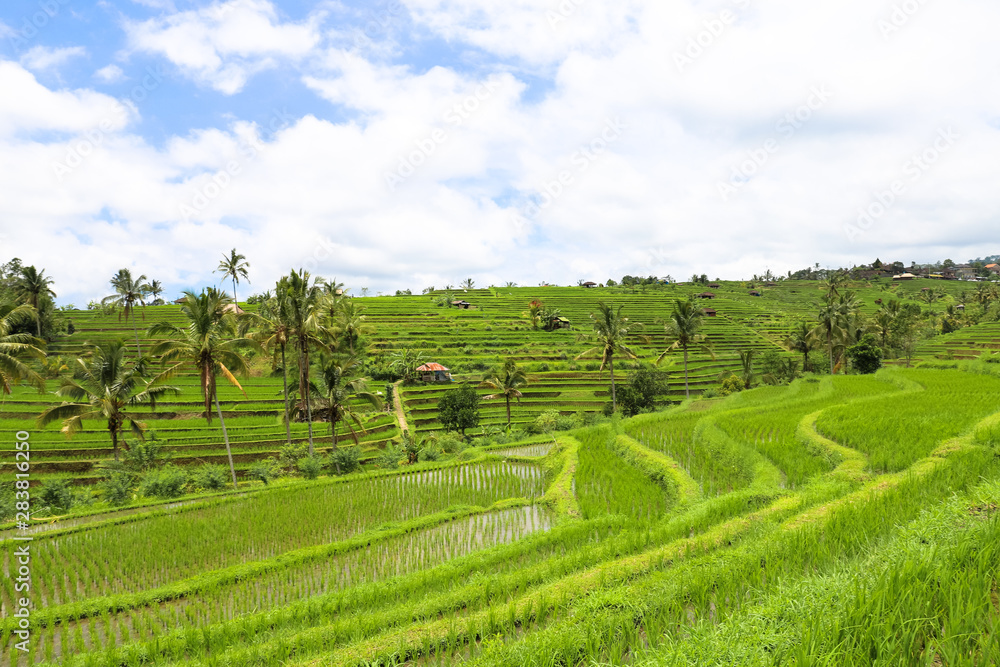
xmin=0 ymin=278 xmax=990 ymax=485
xmin=3 ymin=364 xmax=998 ymax=665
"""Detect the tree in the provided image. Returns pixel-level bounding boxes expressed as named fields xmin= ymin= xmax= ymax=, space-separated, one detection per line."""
xmin=390 ymin=347 xmax=426 ymax=384
xmin=617 ymin=366 xmax=669 ymax=417
xmin=147 ymin=280 xmax=164 ymax=305
xmin=331 ymin=298 xmax=372 ymax=354
xmin=13 ymin=266 xmax=56 ymax=338
xmin=524 ymin=300 xmax=544 ymax=330
xmin=216 ymin=248 xmax=250 ymax=305
xmin=37 ymin=341 xmax=179 ymax=461
xmin=102 ymin=268 xmax=150 ymax=357
xmin=282 ymin=270 xmax=329 ymax=455
xmin=479 ymin=360 xmax=528 ymax=426
xmin=786 ymin=321 xmax=817 ymax=372
xmin=0 ymin=304 xmax=46 ymax=397
xmin=657 ymin=298 xmax=713 ymax=398
xmin=847 ymin=334 xmax=883 ymax=374
xmin=813 ymin=293 xmax=847 ymax=374
xmin=239 ymin=292 xmax=294 ymax=445
xmin=461 ymin=278 xmax=475 ymax=289
xmin=438 ymin=384 xmax=480 ymax=437
xmin=148 ymin=290 xmax=255 ymax=488
xmin=576 ymin=303 xmax=644 ymax=412
xmin=297 ymin=354 xmax=382 ymax=472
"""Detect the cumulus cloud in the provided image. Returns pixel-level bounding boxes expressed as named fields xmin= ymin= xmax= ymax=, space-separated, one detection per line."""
xmin=94 ymin=64 xmax=125 ymax=83
xmin=124 ymin=0 xmax=323 ymax=94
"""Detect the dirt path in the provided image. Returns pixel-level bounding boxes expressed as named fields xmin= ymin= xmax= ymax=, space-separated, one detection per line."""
xmin=392 ymin=380 xmax=409 ymax=434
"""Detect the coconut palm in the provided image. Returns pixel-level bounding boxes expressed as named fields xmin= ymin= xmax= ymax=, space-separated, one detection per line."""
xmin=576 ymin=302 xmax=644 ymax=412
xmin=216 ymin=249 xmax=250 ymax=306
xmin=102 ymin=268 xmax=150 ymax=357
xmin=656 ymin=298 xmax=714 ymax=399
xmin=479 ymin=359 xmax=528 ymax=426
xmin=0 ymin=304 xmax=46 ymax=397
xmin=461 ymin=278 xmax=475 ymax=289
xmin=148 ymin=290 xmax=255 ymax=488
xmin=786 ymin=321 xmax=817 ymax=372
xmin=331 ymin=298 xmax=372 ymax=354
xmin=13 ymin=266 xmax=56 ymax=338
xmin=37 ymin=340 xmax=179 ymax=461
xmin=390 ymin=347 xmax=426 ymax=383
xmin=293 ymin=353 xmax=382 ymax=472
xmin=282 ymin=270 xmax=329 ymax=455
xmin=148 ymin=280 xmax=164 ymax=305
xmin=239 ymin=292 xmax=294 ymax=445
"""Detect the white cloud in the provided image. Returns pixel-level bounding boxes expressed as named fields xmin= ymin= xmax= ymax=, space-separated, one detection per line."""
xmin=125 ymin=0 xmax=322 ymax=94
xmin=94 ymin=64 xmax=125 ymax=83
xmin=19 ymin=46 xmax=87 ymax=72
xmin=3 ymin=0 xmax=1000 ymax=305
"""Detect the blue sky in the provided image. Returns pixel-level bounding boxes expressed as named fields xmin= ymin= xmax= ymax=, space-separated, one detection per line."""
xmin=0 ymin=0 xmax=998 ymax=305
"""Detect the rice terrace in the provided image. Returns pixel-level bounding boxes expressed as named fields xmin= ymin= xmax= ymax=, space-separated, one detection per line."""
xmin=0 ymin=258 xmax=997 ymax=667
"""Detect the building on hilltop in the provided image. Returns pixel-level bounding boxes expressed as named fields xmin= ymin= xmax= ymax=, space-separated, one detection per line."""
xmin=697 ymin=292 xmax=716 ymax=299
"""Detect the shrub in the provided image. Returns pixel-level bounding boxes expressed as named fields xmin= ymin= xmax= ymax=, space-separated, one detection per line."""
xmin=297 ymin=456 xmax=323 ymax=480
xmin=532 ymin=410 xmax=560 ymax=433
xmin=39 ymin=480 xmax=75 ymax=513
xmin=847 ymin=333 xmax=884 ymax=374
xmin=193 ymin=464 xmax=229 ymax=491
xmin=247 ymin=460 xmax=277 ymax=485
xmin=421 ymin=445 xmax=441 ymax=461
xmin=702 ymin=387 xmax=720 ymax=398
xmin=99 ymin=472 xmax=134 ymax=506
xmin=328 ymin=446 xmax=361 ymax=475
xmin=437 ymin=434 xmax=465 ymax=453
xmin=139 ymin=466 xmax=189 ymax=499
xmin=0 ymin=489 xmax=15 ymax=522
xmin=719 ymin=373 xmax=745 ymax=397
xmin=279 ymin=442 xmax=308 ymax=472
xmin=376 ymin=446 xmax=401 ymax=470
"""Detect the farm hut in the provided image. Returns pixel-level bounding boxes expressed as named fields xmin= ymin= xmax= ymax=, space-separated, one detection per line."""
xmin=697 ymin=292 xmax=716 ymax=299
xmin=765 ymin=282 xmax=778 ymax=287
xmin=875 ymin=298 xmax=883 ymax=305
xmin=957 ymin=304 xmax=966 ymax=311
xmin=709 ymin=283 xmax=721 ymax=289
xmin=893 ymin=273 xmax=917 ymax=281
xmin=550 ymin=316 xmax=572 ymax=330
xmin=222 ymin=303 xmax=245 ymax=315
xmin=702 ymin=307 xmax=717 ymax=317
xmin=416 ymin=363 xmax=453 ymax=382
xmin=749 ymin=290 xmax=762 ymax=297
xmin=582 ymin=281 xmax=598 ymax=288
xmin=172 ymin=298 xmax=186 ymax=304
xmin=451 ymin=300 xmax=472 ymax=309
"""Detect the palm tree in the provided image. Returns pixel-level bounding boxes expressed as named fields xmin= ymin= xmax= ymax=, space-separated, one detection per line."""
xmin=813 ymin=294 xmax=844 ymax=375
xmin=0 ymin=304 xmax=46 ymax=397
xmin=656 ymin=298 xmax=713 ymax=399
xmin=576 ymin=302 xmax=644 ymax=412
xmin=282 ymin=270 xmax=329 ymax=456
xmin=148 ymin=290 xmax=255 ymax=488
xmin=239 ymin=292 xmax=294 ymax=445
xmin=102 ymin=268 xmax=150 ymax=357
xmin=216 ymin=248 xmax=250 ymax=306
xmin=390 ymin=347 xmax=426 ymax=383
xmin=295 ymin=353 xmax=382 ymax=472
xmin=786 ymin=321 xmax=817 ymax=372
xmin=479 ymin=359 xmax=528 ymax=426
xmin=461 ymin=278 xmax=475 ymax=289
xmin=37 ymin=341 xmax=179 ymax=461
xmin=148 ymin=280 xmax=164 ymax=305
xmin=14 ymin=266 xmax=56 ymax=338
xmin=331 ymin=298 xmax=372 ymax=354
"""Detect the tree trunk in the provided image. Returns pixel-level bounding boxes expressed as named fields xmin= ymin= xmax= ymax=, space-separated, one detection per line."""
xmin=505 ymin=395 xmax=511 ymax=426
xmin=331 ymin=413 xmax=341 ymax=474
xmin=683 ymin=346 xmax=690 ymax=399
xmin=300 ymin=342 xmax=315 ymax=455
xmin=110 ymin=422 xmax=119 ymax=462
xmin=132 ymin=318 xmax=142 ymax=358
xmin=214 ymin=391 xmax=238 ymax=490
xmin=827 ymin=328 xmax=834 ymax=375
xmin=280 ymin=344 xmax=291 ymax=446
xmin=609 ymin=354 xmax=616 ymax=412
xmin=232 ymin=277 xmax=238 ymax=306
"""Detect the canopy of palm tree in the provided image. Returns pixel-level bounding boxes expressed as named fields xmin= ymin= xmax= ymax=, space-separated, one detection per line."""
xmin=0 ymin=304 xmax=46 ymax=395
xmin=37 ymin=340 xmax=179 ymax=460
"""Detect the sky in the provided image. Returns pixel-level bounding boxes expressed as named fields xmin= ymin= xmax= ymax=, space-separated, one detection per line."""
xmin=0 ymin=0 xmax=998 ymax=305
